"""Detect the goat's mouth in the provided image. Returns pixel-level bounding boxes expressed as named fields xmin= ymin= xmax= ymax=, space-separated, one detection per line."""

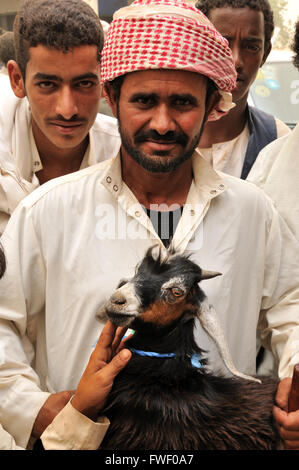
xmin=105 ymin=310 xmax=136 ymax=327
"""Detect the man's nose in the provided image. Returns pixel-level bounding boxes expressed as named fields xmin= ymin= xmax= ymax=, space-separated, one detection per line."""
xmin=150 ymin=103 xmax=176 ymax=135
xmin=55 ymin=86 xmax=79 ymax=119
xmin=231 ymin=44 xmax=244 ymax=72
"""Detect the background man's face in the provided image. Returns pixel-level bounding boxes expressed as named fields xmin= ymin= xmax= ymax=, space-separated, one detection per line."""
xmin=208 ymin=7 xmax=270 ymax=105
xmin=113 ymin=69 xmax=217 ymax=173
xmin=22 ymin=44 xmax=101 ymax=150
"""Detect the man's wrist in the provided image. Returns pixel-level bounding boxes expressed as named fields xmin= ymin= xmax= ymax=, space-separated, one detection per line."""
xmin=32 ymin=391 xmax=74 ymax=438
xmin=41 ymin=401 xmax=110 ymax=450
xmin=71 ymin=394 xmax=99 ymax=422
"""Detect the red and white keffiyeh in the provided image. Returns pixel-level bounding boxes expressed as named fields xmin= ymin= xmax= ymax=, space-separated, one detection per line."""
xmin=100 ymin=0 xmax=237 ymax=121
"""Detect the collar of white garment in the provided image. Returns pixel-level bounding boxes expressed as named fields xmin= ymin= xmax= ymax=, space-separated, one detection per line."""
xmin=100 ymin=150 xmax=229 ymax=199
xmin=29 ymin=124 xmax=43 ymax=174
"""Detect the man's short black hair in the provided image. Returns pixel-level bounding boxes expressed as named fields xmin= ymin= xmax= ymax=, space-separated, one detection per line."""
xmin=195 ymin=0 xmax=274 ymax=46
xmin=292 ymin=19 xmax=299 ymax=71
xmin=14 ymin=0 xmax=104 ymax=79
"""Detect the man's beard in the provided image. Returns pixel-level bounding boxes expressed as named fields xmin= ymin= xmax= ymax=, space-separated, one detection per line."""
xmin=118 ymin=120 xmax=205 ymax=173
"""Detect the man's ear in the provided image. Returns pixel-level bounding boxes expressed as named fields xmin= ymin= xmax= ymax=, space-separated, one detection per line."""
xmin=7 ymin=60 xmax=26 ymax=98
xmin=261 ymin=41 xmax=272 ymax=67
xmin=204 ymin=89 xmax=221 ymax=124
xmin=103 ymin=83 xmax=118 ymax=118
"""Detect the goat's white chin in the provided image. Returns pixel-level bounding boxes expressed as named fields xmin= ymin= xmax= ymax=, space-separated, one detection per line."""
xmin=106 ymin=312 xmax=136 ymax=327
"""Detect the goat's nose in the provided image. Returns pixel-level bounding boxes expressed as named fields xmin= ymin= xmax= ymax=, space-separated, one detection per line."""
xmin=110 ymin=292 xmax=127 ymax=305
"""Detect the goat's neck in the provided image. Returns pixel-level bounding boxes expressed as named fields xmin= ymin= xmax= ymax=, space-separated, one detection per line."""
xmin=128 ymin=318 xmax=202 ymax=358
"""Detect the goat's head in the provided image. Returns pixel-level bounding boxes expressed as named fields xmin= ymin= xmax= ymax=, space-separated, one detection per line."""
xmin=97 ymin=246 xmax=220 ymax=329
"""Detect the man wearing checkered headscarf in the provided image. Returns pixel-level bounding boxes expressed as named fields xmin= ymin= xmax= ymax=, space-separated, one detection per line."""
xmin=100 ymin=0 xmax=239 ymax=177
xmin=101 ymin=0 xmax=237 ymax=121
xmin=0 ymin=0 xmax=298 ymax=451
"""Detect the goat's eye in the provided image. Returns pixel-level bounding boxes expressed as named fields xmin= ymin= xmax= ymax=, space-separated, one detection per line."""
xmin=171 ymin=287 xmax=184 ymax=297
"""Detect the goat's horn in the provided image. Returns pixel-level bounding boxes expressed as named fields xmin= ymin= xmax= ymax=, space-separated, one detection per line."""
xmin=198 ymin=299 xmax=261 ymax=384
xmin=201 ymin=270 xmax=222 ymax=280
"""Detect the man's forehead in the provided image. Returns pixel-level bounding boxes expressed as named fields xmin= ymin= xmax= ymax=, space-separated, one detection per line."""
xmin=209 ymin=7 xmax=265 ymax=38
xmin=26 ymin=44 xmax=100 ymax=77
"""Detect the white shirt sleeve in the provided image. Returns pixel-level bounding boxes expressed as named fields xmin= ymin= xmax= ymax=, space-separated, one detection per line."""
xmin=41 ymin=400 xmax=110 ymax=450
xmin=0 ymin=425 xmax=25 ymax=450
xmin=0 ymin=203 xmax=50 ymax=448
xmin=257 ymin=196 xmax=299 ymax=378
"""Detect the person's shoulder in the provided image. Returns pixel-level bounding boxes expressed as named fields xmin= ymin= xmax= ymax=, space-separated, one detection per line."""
xmin=0 ymin=79 xmax=21 ymax=108
xmin=248 ymin=130 xmax=294 ymax=186
xmin=249 ymin=105 xmax=290 ymax=137
xmin=92 ymin=113 xmax=119 ymax=137
xmin=260 ymin=132 xmax=291 ymax=155
xmin=220 ymin=171 xmax=264 ymax=194
xmin=20 ymin=159 xmax=112 ymax=210
xmin=219 ymin=170 xmax=275 ymax=210
xmin=249 ymin=105 xmax=276 ymax=122
xmin=0 ymin=72 xmax=11 ymax=88
xmin=218 ymin=173 xmax=278 ymax=232
xmin=274 ymin=117 xmax=291 ymax=138
xmin=0 ymin=83 xmax=26 ymax=129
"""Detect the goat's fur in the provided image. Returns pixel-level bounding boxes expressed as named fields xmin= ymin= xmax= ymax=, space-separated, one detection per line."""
xmin=98 ymin=247 xmax=281 ymax=450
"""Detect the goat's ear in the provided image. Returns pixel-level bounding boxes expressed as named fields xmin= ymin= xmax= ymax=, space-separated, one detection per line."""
xmin=201 ymin=270 xmax=222 ymax=281
xmin=197 ymin=299 xmax=261 ymax=383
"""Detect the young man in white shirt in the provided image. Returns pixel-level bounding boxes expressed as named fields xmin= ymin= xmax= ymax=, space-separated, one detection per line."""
xmin=195 ymin=0 xmax=290 ymax=179
xmin=0 ymin=0 xmax=120 ymax=234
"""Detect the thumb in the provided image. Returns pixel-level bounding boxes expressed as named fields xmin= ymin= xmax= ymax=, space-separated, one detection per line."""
xmin=101 ymin=348 xmax=132 ymax=382
xmin=276 ymin=378 xmax=292 ymax=411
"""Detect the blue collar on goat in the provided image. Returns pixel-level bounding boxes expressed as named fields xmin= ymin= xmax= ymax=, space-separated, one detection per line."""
xmin=129 ymin=347 xmax=203 ymax=368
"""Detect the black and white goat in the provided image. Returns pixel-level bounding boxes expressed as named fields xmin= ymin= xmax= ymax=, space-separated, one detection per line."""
xmin=97 ymin=247 xmax=281 ymax=450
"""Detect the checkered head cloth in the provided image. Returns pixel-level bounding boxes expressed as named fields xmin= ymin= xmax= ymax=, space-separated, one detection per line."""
xmin=100 ymin=0 xmax=237 ymax=121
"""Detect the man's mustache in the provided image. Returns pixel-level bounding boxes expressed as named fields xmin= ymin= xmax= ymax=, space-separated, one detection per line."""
xmin=134 ymin=129 xmax=188 ymax=147
xmin=46 ymin=115 xmax=87 ymax=124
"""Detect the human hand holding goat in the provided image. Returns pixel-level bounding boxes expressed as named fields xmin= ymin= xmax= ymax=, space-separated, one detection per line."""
xmin=32 ymin=321 xmax=131 ymax=437
xmin=71 ymin=321 xmax=132 ymax=420
xmin=274 ymin=366 xmax=299 ymax=450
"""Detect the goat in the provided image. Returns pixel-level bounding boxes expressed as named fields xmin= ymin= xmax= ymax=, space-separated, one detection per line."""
xmin=97 ymin=246 xmax=282 ymax=450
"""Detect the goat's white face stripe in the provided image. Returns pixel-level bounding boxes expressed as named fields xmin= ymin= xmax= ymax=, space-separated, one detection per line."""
xmin=161 ymin=276 xmax=186 ymax=292
xmin=116 ymin=282 xmax=141 ymax=315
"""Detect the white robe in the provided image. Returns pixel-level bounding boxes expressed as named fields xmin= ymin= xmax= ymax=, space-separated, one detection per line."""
xmin=0 ymin=152 xmax=298 ymax=448
xmin=248 ymin=123 xmax=299 ymax=243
